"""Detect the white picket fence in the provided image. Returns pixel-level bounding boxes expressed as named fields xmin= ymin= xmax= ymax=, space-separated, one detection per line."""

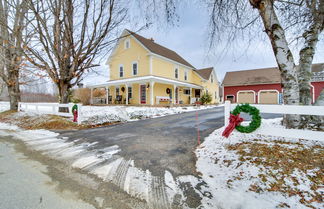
xmin=18 ymin=102 xmax=83 ymax=125
xmin=224 ymin=101 xmax=324 ymax=141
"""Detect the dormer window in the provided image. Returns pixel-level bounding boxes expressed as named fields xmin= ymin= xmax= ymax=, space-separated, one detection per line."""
xmin=132 ymin=62 xmax=138 ymax=75
xmin=211 ymin=74 xmax=213 ymax=83
xmin=119 ymin=65 xmax=124 ymax=77
xmin=124 ymin=39 xmax=130 ymax=49
xmin=175 ymin=68 xmax=178 ymax=79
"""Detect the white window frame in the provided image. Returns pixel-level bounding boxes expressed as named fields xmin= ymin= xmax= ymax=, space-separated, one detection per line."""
xmin=128 ymin=86 xmax=132 ymax=99
xmin=119 ymin=64 xmax=124 ymax=78
xmin=132 ymin=61 xmax=138 ymax=76
xmin=211 ymin=74 xmax=214 ymax=83
xmin=124 ymin=38 xmax=130 ymax=49
xmin=184 ymin=69 xmax=188 ymax=81
xmin=183 ymin=88 xmax=190 ymax=95
xmin=175 ymin=67 xmax=179 ymax=79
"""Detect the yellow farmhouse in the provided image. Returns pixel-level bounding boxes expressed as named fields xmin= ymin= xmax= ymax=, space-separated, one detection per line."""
xmin=88 ymin=29 xmax=220 ymax=105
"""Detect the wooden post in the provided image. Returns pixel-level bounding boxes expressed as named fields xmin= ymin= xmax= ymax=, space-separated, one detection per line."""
xmin=77 ymin=104 xmax=82 ymax=125
xmin=150 ymin=81 xmax=155 ymax=105
xmin=125 ymin=84 xmax=129 ymax=105
xmin=173 ymin=84 xmax=177 ymax=104
xmin=224 ymin=100 xmax=230 ymax=126
xmin=106 ymin=87 xmax=109 ymax=104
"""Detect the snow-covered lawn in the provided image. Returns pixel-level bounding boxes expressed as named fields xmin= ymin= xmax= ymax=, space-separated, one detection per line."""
xmin=0 ymin=101 xmax=217 ymax=125
xmin=196 ymin=118 xmax=323 ymax=209
xmin=80 ymin=105 xmax=216 ymax=125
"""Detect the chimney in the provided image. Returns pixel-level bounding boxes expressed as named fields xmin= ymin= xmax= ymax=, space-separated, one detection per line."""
xmin=150 ymin=38 xmax=154 ymax=42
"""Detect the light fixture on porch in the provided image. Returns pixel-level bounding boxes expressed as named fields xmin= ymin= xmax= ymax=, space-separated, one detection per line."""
xmin=146 ymin=84 xmax=150 ymax=89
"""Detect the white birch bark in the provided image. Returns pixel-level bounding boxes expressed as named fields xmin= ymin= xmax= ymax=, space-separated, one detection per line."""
xmin=252 ymin=0 xmax=300 ymax=128
xmin=298 ymin=1 xmax=324 ymax=105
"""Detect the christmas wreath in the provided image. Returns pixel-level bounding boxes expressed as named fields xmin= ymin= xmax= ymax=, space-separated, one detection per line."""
xmin=222 ymin=103 xmax=261 ymax=137
xmin=72 ymin=104 xmax=78 ymax=115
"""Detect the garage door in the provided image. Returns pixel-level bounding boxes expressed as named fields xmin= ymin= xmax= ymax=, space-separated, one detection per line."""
xmin=259 ymin=91 xmax=278 ymax=104
xmin=237 ymin=91 xmax=254 ymax=103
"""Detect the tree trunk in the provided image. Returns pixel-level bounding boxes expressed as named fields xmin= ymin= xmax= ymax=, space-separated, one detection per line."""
xmin=7 ymin=81 xmax=20 ymax=111
xmin=298 ymin=25 xmax=321 ymax=105
xmin=255 ymin=0 xmax=300 ymax=128
xmin=57 ymin=81 xmax=71 ymax=112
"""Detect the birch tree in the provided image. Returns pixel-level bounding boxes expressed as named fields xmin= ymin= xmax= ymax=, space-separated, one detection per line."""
xmin=0 ymin=0 xmax=28 ymax=110
xmin=144 ymin=0 xmax=324 ymax=128
xmin=25 ymin=0 xmax=127 ymax=104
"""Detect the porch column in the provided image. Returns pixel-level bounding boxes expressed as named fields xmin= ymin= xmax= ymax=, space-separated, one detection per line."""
xmin=150 ymin=81 xmax=155 ymax=105
xmin=106 ymin=86 xmax=109 ymax=104
xmin=190 ymin=88 xmax=193 ymax=104
xmin=125 ymin=84 xmax=129 ymax=105
xmin=90 ymin=88 xmax=93 ymax=105
xmin=173 ymin=84 xmax=177 ymax=104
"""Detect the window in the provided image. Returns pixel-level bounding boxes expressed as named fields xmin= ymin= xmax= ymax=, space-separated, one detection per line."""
xmin=215 ymin=91 xmax=218 ymax=99
xmin=119 ymin=65 xmax=124 ymax=77
xmin=211 ymin=74 xmax=214 ymax=83
xmin=132 ymin=62 xmax=138 ymax=75
xmin=184 ymin=70 xmax=188 ymax=81
xmin=128 ymin=87 xmax=132 ymax=99
xmin=175 ymin=68 xmax=178 ymax=79
xmin=184 ymin=89 xmax=190 ymax=95
xmin=124 ymin=39 xmax=130 ymax=49
xmin=116 ymin=87 xmax=120 ymax=96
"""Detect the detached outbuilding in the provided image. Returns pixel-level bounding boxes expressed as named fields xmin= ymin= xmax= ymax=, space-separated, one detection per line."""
xmin=222 ymin=63 xmax=324 ymax=104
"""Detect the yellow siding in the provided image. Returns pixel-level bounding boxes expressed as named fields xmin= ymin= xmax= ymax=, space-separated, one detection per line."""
xmin=152 ymin=57 xmax=193 ymax=83
xmin=202 ymin=72 xmax=220 ymax=104
xmin=109 ymin=36 xmax=150 ymax=80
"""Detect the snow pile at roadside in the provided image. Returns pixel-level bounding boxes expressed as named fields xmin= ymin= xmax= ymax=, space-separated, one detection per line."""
xmin=0 ymin=122 xmax=202 ymax=208
xmin=195 ymin=118 xmax=323 ymax=209
xmin=80 ymin=105 xmax=216 ymax=125
xmin=0 ymin=102 xmax=10 ymax=112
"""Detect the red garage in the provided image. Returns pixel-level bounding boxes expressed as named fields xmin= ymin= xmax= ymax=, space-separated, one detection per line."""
xmin=222 ymin=63 xmax=324 ymax=104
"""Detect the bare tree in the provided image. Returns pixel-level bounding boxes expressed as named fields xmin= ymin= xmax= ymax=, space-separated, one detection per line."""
xmin=0 ymin=0 xmax=28 ymax=110
xmin=144 ymin=0 xmax=324 ymax=128
xmin=25 ymin=0 xmax=127 ymax=105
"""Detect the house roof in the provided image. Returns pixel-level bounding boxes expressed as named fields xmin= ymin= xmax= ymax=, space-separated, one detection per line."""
xmin=223 ymin=67 xmax=281 ymax=87
xmin=222 ymin=63 xmax=324 ymax=87
xmin=312 ymin=63 xmax=324 ymax=72
xmin=126 ymin=29 xmax=195 ymax=69
xmin=194 ymin=67 xmax=214 ymax=80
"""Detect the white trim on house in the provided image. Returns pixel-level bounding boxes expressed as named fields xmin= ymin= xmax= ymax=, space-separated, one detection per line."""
xmin=132 ymin=61 xmax=139 ymax=76
xmin=124 ymin=38 xmax=130 ymax=49
xmin=87 ymin=75 xmax=203 ymax=89
xmin=236 ymin=90 xmax=256 ymax=103
xmin=225 ymin=94 xmax=235 ymax=102
xmin=257 ymin=89 xmax=280 ymax=104
xmin=119 ymin=64 xmax=124 ymax=78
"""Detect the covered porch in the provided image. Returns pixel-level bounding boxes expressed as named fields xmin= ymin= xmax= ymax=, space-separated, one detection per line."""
xmin=87 ymin=76 xmax=203 ymax=105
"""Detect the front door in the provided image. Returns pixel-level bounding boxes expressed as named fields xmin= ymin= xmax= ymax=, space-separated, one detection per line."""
xmin=140 ymin=84 xmax=146 ymax=104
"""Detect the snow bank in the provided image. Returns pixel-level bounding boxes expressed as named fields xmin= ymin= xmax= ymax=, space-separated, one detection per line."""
xmin=195 ymin=118 xmax=323 ymax=209
xmin=80 ymin=105 xmax=216 ymax=125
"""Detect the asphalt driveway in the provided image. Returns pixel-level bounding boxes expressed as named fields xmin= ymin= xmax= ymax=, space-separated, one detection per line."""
xmin=59 ymin=106 xmax=225 ymax=177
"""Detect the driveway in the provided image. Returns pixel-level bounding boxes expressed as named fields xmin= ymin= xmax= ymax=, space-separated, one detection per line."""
xmin=59 ymin=106 xmax=225 ymax=177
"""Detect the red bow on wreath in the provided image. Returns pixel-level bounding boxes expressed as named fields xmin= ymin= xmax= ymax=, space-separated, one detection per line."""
xmin=222 ymin=114 xmax=243 ymax=138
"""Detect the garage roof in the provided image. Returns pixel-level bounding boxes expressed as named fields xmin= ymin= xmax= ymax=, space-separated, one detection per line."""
xmin=223 ymin=63 xmax=324 ymax=87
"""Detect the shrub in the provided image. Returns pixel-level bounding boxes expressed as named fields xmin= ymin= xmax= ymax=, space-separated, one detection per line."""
xmin=200 ymin=92 xmax=212 ymax=104
xmin=73 ymin=88 xmax=91 ymax=105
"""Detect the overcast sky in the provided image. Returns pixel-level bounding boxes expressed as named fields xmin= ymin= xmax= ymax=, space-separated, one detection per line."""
xmin=83 ymin=2 xmax=324 ymax=86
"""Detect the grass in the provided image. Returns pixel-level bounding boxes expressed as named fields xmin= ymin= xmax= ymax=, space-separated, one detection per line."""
xmin=227 ymin=140 xmax=323 ymax=208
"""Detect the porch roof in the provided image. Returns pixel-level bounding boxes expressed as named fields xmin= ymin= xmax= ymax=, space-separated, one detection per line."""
xmin=87 ymin=76 xmax=203 ymax=89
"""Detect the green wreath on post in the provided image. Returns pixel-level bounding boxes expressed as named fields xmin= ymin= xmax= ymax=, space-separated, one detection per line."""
xmin=72 ymin=104 xmax=78 ymax=115
xmin=231 ymin=103 xmax=261 ymax=133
